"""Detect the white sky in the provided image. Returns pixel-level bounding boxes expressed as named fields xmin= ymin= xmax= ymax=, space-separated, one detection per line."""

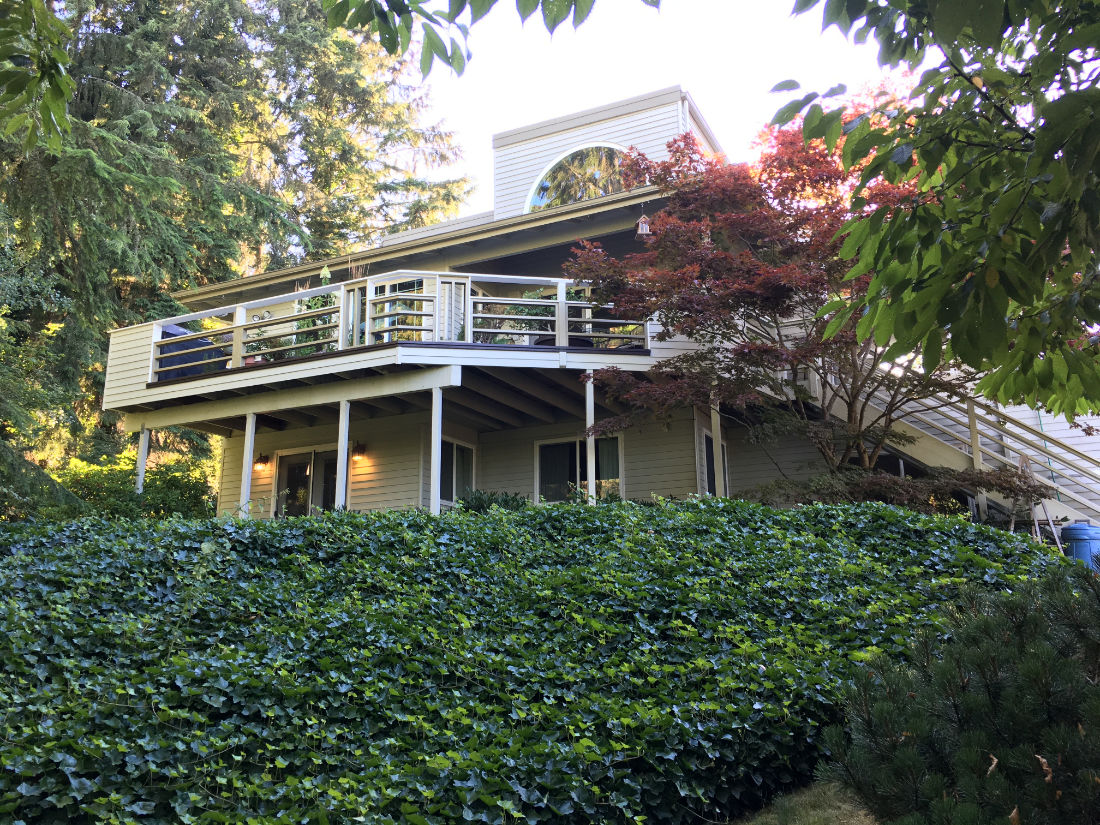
xmin=422 ymin=0 xmax=904 ymax=216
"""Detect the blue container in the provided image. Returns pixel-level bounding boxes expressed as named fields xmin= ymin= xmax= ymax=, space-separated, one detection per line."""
xmin=1061 ymin=522 xmax=1100 ymax=570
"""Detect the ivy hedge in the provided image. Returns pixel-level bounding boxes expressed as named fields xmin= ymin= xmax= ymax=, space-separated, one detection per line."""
xmin=0 ymin=500 xmax=1056 ymax=824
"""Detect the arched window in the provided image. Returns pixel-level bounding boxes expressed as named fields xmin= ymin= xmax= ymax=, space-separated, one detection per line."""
xmin=526 ymin=144 xmax=628 ymax=213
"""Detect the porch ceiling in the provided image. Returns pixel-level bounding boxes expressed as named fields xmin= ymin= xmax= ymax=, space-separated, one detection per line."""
xmin=165 ymin=366 xmax=622 ymax=436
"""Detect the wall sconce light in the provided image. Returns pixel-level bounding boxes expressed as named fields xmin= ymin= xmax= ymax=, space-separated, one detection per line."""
xmin=352 ymin=442 xmax=367 ymax=461
xmin=253 ymin=454 xmax=270 ymax=471
xmin=635 ymin=214 xmax=651 ymax=240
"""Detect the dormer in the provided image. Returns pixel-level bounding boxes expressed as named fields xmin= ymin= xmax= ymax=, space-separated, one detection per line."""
xmin=490 ymin=86 xmax=722 ymax=220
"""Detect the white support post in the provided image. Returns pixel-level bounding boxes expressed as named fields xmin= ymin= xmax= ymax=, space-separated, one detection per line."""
xmin=335 ymin=400 xmax=350 ymax=509
xmin=710 ymin=405 xmax=726 ymax=498
xmin=585 ymin=370 xmax=596 ymax=505
xmin=232 ymin=305 xmax=247 ymax=368
xmin=556 ymin=281 xmax=569 ymax=347
xmin=240 ymin=412 xmax=257 ymax=518
xmin=135 ymin=428 xmax=151 ymax=494
xmin=337 ymin=288 xmax=348 ymax=351
xmin=465 ymin=286 xmax=475 ymax=343
xmin=967 ymin=399 xmax=988 ymax=520
xmin=429 ymin=387 xmax=443 ymax=515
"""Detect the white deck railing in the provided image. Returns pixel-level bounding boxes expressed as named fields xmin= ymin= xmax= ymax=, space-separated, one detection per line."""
xmin=149 ymin=271 xmax=647 ymax=382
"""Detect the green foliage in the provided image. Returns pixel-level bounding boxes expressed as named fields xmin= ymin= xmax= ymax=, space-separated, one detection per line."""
xmin=2 ymin=0 xmax=466 ymax=461
xmin=0 ymin=0 xmax=75 ymax=151
xmin=746 ymin=466 xmax=1052 ymax=520
xmin=0 ymin=440 xmax=83 ymax=521
xmin=0 ymin=500 xmax=1055 ymax=823
xmin=323 ymin=0 xmax=660 ymax=75
xmin=49 ymin=455 xmax=215 ymax=519
xmin=781 ymin=0 xmax=1100 ymax=416
xmin=456 ymin=487 xmax=531 ymax=511
xmin=822 ymin=563 xmax=1100 ymax=824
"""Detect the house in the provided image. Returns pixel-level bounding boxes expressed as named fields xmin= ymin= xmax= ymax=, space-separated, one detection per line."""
xmin=102 ymin=88 xmax=1100 ymax=524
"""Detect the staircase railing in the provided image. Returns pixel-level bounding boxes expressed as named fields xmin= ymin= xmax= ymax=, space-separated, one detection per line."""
xmin=885 ymin=391 xmax=1100 ymax=521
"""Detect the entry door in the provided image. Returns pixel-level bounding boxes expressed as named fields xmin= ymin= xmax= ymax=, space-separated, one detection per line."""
xmin=277 ymin=450 xmax=339 ymax=516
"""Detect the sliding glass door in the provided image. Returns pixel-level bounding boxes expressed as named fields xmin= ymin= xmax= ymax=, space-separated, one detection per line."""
xmin=276 ymin=450 xmax=339 ymax=516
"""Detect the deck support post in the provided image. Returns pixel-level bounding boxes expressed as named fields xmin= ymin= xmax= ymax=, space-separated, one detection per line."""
xmin=556 ymin=282 xmax=569 ymax=347
xmin=240 ymin=412 xmax=257 ymax=518
xmin=429 ymin=387 xmax=443 ymax=515
xmin=967 ymin=400 xmax=988 ymax=520
xmin=135 ymin=428 xmax=151 ymax=494
xmin=710 ymin=404 xmax=726 ymax=497
xmin=585 ymin=370 xmax=596 ymax=505
xmin=335 ymin=400 xmax=350 ymax=509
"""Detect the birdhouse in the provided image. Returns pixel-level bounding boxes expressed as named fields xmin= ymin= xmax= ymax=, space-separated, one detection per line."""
xmin=635 ymin=214 xmax=651 ymax=240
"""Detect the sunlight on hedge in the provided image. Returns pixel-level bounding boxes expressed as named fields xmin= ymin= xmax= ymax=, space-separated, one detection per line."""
xmin=0 ymin=500 xmax=1056 ymax=823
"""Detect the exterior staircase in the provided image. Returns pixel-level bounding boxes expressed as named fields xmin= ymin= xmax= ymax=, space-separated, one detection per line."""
xmin=884 ymin=392 xmax=1100 ymax=526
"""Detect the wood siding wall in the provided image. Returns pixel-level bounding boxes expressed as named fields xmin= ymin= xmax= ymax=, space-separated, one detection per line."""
xmin=217 ymin=413 xmax=428 ymax=516
xmin=476 ymin=409 xmax=697 ymax=501
xmin=103 ymin=323 xmax=155 ymax=410
xmin=1000 ymin=405 xmax=1100 ymax=466
xmin=492 ymin=103 xmax=680 ymax=219
xmin=725 ymin=427 xmax=829 ymax=494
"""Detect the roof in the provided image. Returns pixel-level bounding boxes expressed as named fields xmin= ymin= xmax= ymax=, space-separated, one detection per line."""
xmin=172 ymin=87 xmax=719 ymax=310
xmin=492 ymin=86 xmax=723 ymax=155
xmin=173 ymin=186 xmax=662 ymax=309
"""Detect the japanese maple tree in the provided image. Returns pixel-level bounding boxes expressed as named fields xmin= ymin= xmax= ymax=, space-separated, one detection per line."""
xmin=568 ymin=123 xmax=976 ymax=471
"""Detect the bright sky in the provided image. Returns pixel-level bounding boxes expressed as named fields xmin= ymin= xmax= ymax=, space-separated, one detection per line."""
xmin=423 ymin=0 xmax=904 ymax=216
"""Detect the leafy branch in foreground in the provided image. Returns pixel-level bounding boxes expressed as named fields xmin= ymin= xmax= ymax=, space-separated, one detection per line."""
xmin=321 ymin=0 xmax=660 ymax=75
xmin=778 ymin=0 xmax=1100 ymax=418
xmin=0 ymin=0 xmax=75 ymax=152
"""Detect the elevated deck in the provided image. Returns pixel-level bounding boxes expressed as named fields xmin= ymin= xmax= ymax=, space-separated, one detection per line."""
xmin=104 ymin=270 xmax=663 ymax=414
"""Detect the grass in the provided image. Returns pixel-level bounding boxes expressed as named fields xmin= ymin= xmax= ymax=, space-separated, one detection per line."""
xmin=733 ymin=783 xmax=877 ymax=825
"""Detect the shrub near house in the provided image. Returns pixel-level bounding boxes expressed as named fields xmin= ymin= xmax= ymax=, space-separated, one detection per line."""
xmin=0 ymin=501 xmax=1056 ymax=823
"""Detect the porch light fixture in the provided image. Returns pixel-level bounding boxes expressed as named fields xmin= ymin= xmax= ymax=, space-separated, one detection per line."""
xmin=635 ymin=214 xmax=651 ymax=240
xmin=352 ymin=442 xmax=367 ymax=461
xmin=253 ymin=454 xmax=270 ymax=471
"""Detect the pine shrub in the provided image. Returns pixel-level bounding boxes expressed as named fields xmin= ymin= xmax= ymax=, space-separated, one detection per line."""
xmin=822 ymin=564 xmax=1100 ymax=824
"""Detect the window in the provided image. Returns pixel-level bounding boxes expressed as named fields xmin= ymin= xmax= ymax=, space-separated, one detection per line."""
xmin=441 ymin=440 xmax=474 ymax=503
xmin=370 ymin=278 xmax=428 ymax=344
xmin=527 ymin=145 xmax=627 ymax=212
xmin=276 ymin=449 xmax=339 ymax=516
xmin=537 ymin=437 xmax=620 ymax=502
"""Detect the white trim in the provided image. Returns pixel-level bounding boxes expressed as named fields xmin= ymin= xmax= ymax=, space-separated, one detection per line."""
xmin=335 ymin=400 xmax=350 ymax=509
xmin=135 ymin=428 xmax=151 ymax=494
xmin=522 ymin=142 xmax=630 ymax=215
xmin=492 ymin=86 xmax=684 ymax=148
xmin=240 ymin=413 xmax=257 ymax=517
xmin=585 ymin=370 xmax=596 ymax=505
xmin=429 ymin=386 xmax=443 ymax=515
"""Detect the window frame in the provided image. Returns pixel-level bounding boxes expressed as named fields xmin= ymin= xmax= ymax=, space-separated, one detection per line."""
xmin=533 ymin=434 xmax=624 ymax=502
xmin=270 ymin=441 xmax=342 ymax=517
xmin=439 ymin=437 xmax=477 ymax=506
xmin=698 ymin=424 xmax=729 ymax=497
xmin=522 ymin=142 xmax=630 ymax=214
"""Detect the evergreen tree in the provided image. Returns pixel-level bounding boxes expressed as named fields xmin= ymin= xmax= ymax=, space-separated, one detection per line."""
xmin=0 ymin=0 xmax=465 ymax=467
xmin=823 ymin=563 xmax=1100 ymax=824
